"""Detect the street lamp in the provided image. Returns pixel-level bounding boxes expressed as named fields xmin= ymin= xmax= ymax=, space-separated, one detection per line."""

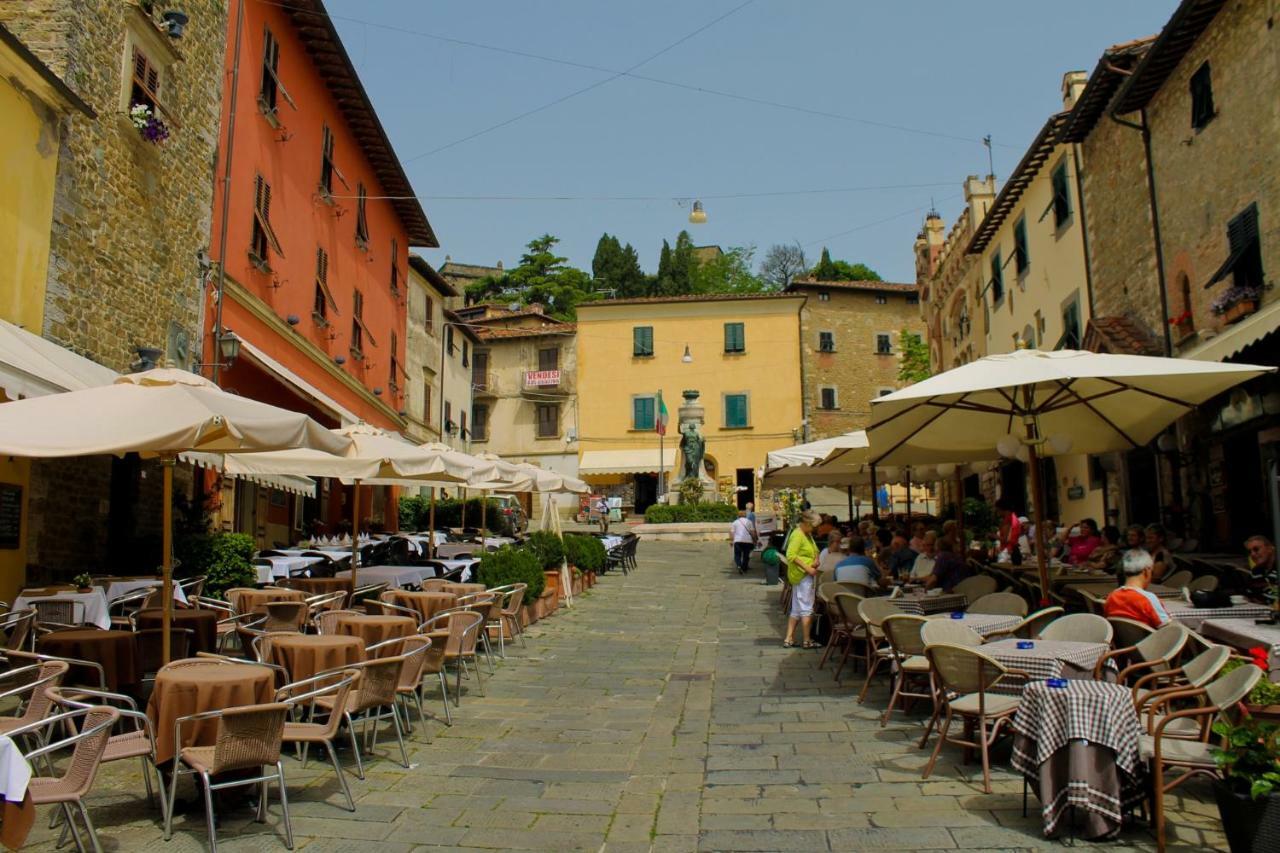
xmin=681 ymin=344 xmax=693 ymax=363
xmin=688 ymin=200 xmax=707 ymax=224
xmin=195 ymin=332 xmax=242 ymax=372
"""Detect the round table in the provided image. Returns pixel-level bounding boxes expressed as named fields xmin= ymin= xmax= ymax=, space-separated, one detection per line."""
xmin=146 ymin=660 xmax=275 ymax=764
xmin=389 ymin=591 xmax=455 ymax=624
xmin=439 ymin=582 xmax=486 ymax=596
xmin=135 ymin=608 xmax=219 ymax=654
xmin=37 ymin=629 xmax=138 ymax=692
xmin=229 ymin=588 xmax=306 ymax=615
xmin=336 ymin=614 xmax=415 ymax=651
xmin=282 ymin=578 xmax=353 ymax=600
xmin=268 ymin=634 xmax=364 ymax=682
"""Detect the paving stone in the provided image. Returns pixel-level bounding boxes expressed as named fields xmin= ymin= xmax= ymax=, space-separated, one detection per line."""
xmin=698 ymin=828 xmax=830 ymax=850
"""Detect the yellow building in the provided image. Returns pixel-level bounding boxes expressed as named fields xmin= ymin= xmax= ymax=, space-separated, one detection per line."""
xmin=0 ymin=24 xmax=94 ymax=602
xmin=576 ymin=294 xmax=804 ymax=514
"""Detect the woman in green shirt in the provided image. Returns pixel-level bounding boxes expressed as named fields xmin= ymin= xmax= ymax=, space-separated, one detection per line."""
xmin=784 ymin=510 xmax=822 ymax=648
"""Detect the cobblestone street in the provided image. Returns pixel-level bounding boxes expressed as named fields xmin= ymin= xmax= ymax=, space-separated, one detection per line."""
xmin=24 ymin=541 xmax=1227 ymax=851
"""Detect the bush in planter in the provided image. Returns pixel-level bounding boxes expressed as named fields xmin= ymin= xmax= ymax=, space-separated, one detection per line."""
xmin=523 ymin=530 xmax=565 ymax=570
xmin=176 ymin=532 xmax=257 ymax=599
xmin=1211 ymin=714 xmax=1280 ymax=852
xmin=644 ymin=501 xmax=738 ymax=523
xmin=477 ymin=545 xmax=544 ymax=601
xmin=397 ymin=496 xmax=513 ymax=537
xmin=1218 ymin=657 xmax=1280 ymax=708
xmin=564 ymin=534 xmax=605 ymax=572
xmin=644 ymin=504 xmax=675 ymax=523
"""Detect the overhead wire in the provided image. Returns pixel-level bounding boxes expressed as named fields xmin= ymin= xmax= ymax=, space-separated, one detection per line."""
xmin=318 ymin=181 xmax=959 ymax=204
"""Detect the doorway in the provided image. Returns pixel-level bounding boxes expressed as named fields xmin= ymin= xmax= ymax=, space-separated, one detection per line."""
xmin=736 ymin=468 xmax=755 ymax=510
xmin=1000 ymin=461 xmax=1027 ymax=515
xmin=634 ymin=474 xmax=658 ymax=513
xmin=1125 ymin=448 xmax=1159 ymax=526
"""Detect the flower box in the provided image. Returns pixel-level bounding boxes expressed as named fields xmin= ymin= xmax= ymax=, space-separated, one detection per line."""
xmin=1223 ymin=299 xmax=1259 ymax=325
xmin=540 ymin=588 xmax=558 ymax=617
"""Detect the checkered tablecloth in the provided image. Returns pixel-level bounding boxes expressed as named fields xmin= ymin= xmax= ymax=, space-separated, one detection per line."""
xmin=1011 ymin=680 xmax=1143 ymax=837
xmin=1201 ymin=618 xmax=1280 ymax=681
xmin=1165 ymin=602 xmax=1273 ymax=631
xmin=983 ymin=639 xmax=1112 ymax=682
xmin=892 ymin=592 xmax=967 ymax=615
xmin=924 ymin=612 xmax=1022 ymax=638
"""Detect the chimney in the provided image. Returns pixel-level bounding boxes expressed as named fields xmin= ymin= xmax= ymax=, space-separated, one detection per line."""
xmin=1061 ymin=70 xmax=1088 ymax=110
xmin=963 ymin=175 xmax=996 ymax=231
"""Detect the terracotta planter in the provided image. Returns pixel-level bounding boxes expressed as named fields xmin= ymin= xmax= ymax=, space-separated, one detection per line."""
xmin=586 ymin=571 xmax=596 ymax=588
xmin=540 ymin=589 xmax=558 ymax=616
xmin=521 ymin=603 xmax=535 ymax=626
xmin=544 ymin=570 xmax=563 ymax=600
xmin=571 ymin=576 xmax=583 ymax=596
xmin=1223 ymin=299 xmax=1258 ymax=325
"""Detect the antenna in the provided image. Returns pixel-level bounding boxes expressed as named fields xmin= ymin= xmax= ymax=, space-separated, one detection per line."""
xmin=983 ymin=135 xmax=996 ymax=187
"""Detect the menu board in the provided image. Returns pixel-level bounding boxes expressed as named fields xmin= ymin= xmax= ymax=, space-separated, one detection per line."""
xmin=0 ymin=483 xmax=21 ymax=549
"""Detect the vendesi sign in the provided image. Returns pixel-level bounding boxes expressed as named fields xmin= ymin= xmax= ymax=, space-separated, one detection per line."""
xmin=524 ymin=370 xmax=560 ymax=386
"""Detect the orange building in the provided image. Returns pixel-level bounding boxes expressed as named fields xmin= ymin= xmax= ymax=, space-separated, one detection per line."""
xmin=206 ymin=0 xmax=437 ymax=540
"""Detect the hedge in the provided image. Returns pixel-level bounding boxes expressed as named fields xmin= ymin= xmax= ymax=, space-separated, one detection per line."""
xmin=397 ymin=495 xmax=513 ymax=537
xmin=643 ymin=502 xmax=739 ymax=523
xmin=563 ymin=534 xmax=606 ymax=572
xmin=477 ymin=546 xmax=545 ymax=600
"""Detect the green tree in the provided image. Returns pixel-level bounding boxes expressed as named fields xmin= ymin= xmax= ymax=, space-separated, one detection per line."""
xmin=464 ymin=234 xmax=597 ymax=320
xmin=897 ymin=328 xmax=931 ymax=384
xmin=690 ymin=245 xmax=764 ymax=294
xmin=591 ymin=233 xmax=646 ymax=297
xmin=654 ymin=240 xmax=674 ymax=294
xmin=669 ymin=230 xmax=696 ymax=294
xmin=810 ymin=246 xmax=882 ymax=281
xmin=811 ymin=247 xmax=838 ymax=280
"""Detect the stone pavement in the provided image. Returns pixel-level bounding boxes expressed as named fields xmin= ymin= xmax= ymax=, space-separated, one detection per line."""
xmin=22 ymin=541 xmax=1226 ymax=851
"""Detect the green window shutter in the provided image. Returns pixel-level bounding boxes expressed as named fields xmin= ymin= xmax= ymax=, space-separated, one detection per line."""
xmin=1051 ymin=163 xmax=1071 ymax=226
xmin=990 ymin=252 xmax=1004 ymax=303
xmin=1014 ymin=218 xmax=1029 ymax=274
xmin=633 ymin=326 xmax=653 ymax=356
xmin=724 ymin=322 xmax=744 ymax=353
xmin=633 ymin=397 xmax=654 ymax=430
xmin=726 ymin=394 xmax=748 ymax=428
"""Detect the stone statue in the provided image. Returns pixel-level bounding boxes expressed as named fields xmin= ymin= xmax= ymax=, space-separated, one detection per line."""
xmin=678 ymin=420 xmax=705 ymax=482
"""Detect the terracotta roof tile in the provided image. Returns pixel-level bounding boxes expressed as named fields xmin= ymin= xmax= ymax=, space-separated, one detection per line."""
xmin=1083 ymin=315 xmax=1163 ymax=356
xmin=578 ymin=292 xmax=803 ymax=308
xmin=787 ymin=279 xmax=916 ymax=294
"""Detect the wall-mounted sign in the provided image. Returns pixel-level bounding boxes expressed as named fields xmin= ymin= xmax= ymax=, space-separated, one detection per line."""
xmin=1066 ymin=485 xmax=1085 ymax=501
xmin=524 ymin=370 xmax=560 ymax=386
xmin=0 ymin=483 xmax=22 ymax=549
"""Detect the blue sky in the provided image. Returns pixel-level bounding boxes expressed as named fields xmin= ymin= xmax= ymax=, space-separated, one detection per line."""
xmin=327 ymin=0 xmax=1177 ymax=283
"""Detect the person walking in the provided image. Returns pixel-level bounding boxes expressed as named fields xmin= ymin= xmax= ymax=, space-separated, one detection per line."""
xmin=783 ymin=510 xmax=822 ymax=649
xmin=731 ymin=511 xmax=758 ymax=574
xmin=595 ymin=496 xmax=609 ymax=534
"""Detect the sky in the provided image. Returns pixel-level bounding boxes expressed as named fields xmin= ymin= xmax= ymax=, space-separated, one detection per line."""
xmin=326 ymin=0 xmax=1179 ymax=284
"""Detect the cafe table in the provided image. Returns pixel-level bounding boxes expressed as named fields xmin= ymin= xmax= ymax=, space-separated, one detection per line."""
xmin=434 ymin=559 xmax=478 ymax=581
xmin=1164 ymin=600 xmax=1273 ymax=631
xmin=134 ymin=607 xmax=219 ymax=654
xmin=37 ymin=628 xmax=139 ymax=692
xmin=890 ymin=591 xmax=967 ymax=615
xmin=147 ymin=659 xmax=275 ymax=764
xmin=12 ymin=587 xmax=111 ymax=630
xmin=228 ymin=587 xmax=306 ymax=615
xmin=982 ymin=638 xmax=1112 ymax=682
xmin=102 ymin=577 xmax=189 ymax=605
xmin=336 ymin=614 xmax=416 ymax=652
xmin=1200 ymin=617 xmax=1280 ymax=681
xmin=435 ymin=543 xmax=479 ymax=560
xmin=924 ymin=612 xmax=1023 ymax=638
xmin=1011 ymin=679 xmax=1145 ymax=839
xmin=268 ymin=633 xmax=364 ymax=682
xmin=336 ymin=565 xmax=433 ymax=589
xmin=388 ymin=591 xmax=456 ymax=623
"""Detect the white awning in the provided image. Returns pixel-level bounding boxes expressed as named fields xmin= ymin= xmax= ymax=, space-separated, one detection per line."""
xmin=579 ymin=448 xmax=676 ymax=476
xmin=1184 ymin=298 xmax=1280 ymax=363
xmin=232 ymin=334 xmax=359 ymax=426
xmin=182 ymin=451 xmax=317 ymax=497
xmin=0 ymin=318 xmax=116 ymax=400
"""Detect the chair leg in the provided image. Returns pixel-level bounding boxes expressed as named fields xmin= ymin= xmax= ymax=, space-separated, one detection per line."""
xmin=1154 ymin=758 xmax=1166 ymax=853
xmin=389 ymin=703 xmax=410 ymax=768
xmin=414 ymin=690 xmax=429 ymax=738
xmin=977 ymin=715 xmax=992 ymax=795
xmin=857 ymin=655 xmax=884 ymax=704
xmin=140 ymin=756 xmax=154 ymax=802
xmin=200 ymin=771 xmax=218 ymax=853
xmin=277 ymin=761 xmax=294 ymax=850
xmin=152 ymin=761 xmax=169 ymax=824
xmin=324 ymin=739 xmax=355 ymax=812
xmin=345 ymin=712 xmax=365 ymax=781
xmin=922 ymin=707 xmax=953 ymax=780
xmin=472 ymin=654 xmax=486 ymax=696
xmin=438 ymin=672 xmax=454 ymax=724
xmin=454 ymin=662 xmax=463 ymax=705
xmin=164 ymin=763 xmax=181 ymax=840
xmin=918 ymin=675 xmax=942 ymax=749
xmin=881 ymin=667 xmax=905 ymax=727
xmin=479 ymin=632 xmax=495 ymax=673
xmin=57 ymin=801 xmax=84 ymax=853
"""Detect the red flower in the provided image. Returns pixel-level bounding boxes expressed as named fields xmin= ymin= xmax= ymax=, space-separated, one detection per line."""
xmin=1247 ymin=646 xmax=1270 ymax=669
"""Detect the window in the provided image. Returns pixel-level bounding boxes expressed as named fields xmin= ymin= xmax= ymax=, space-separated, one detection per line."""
xmin=1013 ymin=216 xmax=1030 ymax=275
xmin=446 ymin=325 xmax=455 ymax=355
xmin=355 ymin=182 xmax=369 ymax=248
xmin=536 ymin=403 xmax=559 ymax=438
xmin=632 ymin=395 xmax=656 ymax=430
xmin=350 ymin=290 xmax=364 ymax=355
xmin=875 ymin=333 xmax=893 ymax=355
xmin=989 ymin=250 xmax=1005 ymax=304
xmin=423 ymin=381 xmax=432 ymax=426
xmin=389 ymin=238 xmax=400 ymax=297
xmin=459 ymin=410 xmax=467 ymax=440
xmin=389 ymin=331 xmax=401 ymax=392
xmin=1059 ymin=297 xmax=1081 ymax=350
xmin=130 ymin=47 xmax=161 ymax=111
xmin=444 ymin=400 xmax=452 ymax=432
xmin=424 ymin=295 xmax=434 ymax=333
xmin=250 ymin=174 xmax=283 ymax=266
xmin=724 ymin=393 xmax=750 ymax=429
xmin=472 ymin=350 xmax=488 ymax=391
xmin=877 ymin=388 xmax=894 ymax=398
xmin=906 ymin=293 xmax=919 ymax=305
xmin=1190 ymin=61 xmax=1215 ymax=130
xmin=472 ymin=404 xmax=489 ymax=441
xmin=818 ymin=331 xmax=835 ymax=352
xmin=818 ymin=292 xmax=830 ymax=302
xmin=538 ymin=347 xmax=559 ymax=371
xmin=632 ymin=326 xmax=654 ymax=357
xmin=1227 ymin=203 xmax=1263 ymax=290
xmin=461 ymin=339 xmax=470 ymax=368
xmin=819 ymin=387 xmax=838 ymax=410
xmin=313 ymin=247 xmax=335 ymax=322
xmin=1048 ymin=162 xmax=1071 ymax=228
xmin=875 ymin=294 xmax=888 ymax=305
xmin=723 ymin=322 xmax=745 ymax=353
xmin=319 ymin=125 xmax=348 ymax=196
xmin=258 ymin=27 xmax=295 ymax=116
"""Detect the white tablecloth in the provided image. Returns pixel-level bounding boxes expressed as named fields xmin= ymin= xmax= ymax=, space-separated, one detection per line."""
xmin=600 ymin=535 xmax=624 ymax=551
xmin=1165 ymin=601 xmax=1273 ymax=631
xmin=102 ymin=579 xmax=188 ymax=606
xmin=258 ymin=555 xmax=326 ymax=581
xmin=0 ymin=736 xmax=31 ymax=803
xmin=13 ymin=589 xmax=111 ymax=629
xmin=434 ymin=559 xmax=478 ymax=582
xmin=436 ymin=543 xmax=480 ymax=559
xmin=336 ymin=565 xmax=434 ymax=589
xmin=483 ymin=537 xmax=515 ymax=550
xmin=1201 ymin=617 xmax=1280 ymax=682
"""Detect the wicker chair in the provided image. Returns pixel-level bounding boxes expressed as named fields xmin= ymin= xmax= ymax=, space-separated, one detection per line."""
xmin=1161 ymin=569 xmax=1193 ymax=589
xmin=10 ymin=705 xmax=119 ymax=853
xmin=276 ymin=668 xmax=361 ymax=811
xmin=165 ymin=702 xmax=294 ymax=851
xmin=304 ymin=591 xmax=349 ymax=622
xmin=1038 ymin=612 xmax=1113 ymax=644
xmin=191 ymin=595 xmax=266 ymax=654
xmin=966 ymin=592 xmax=1028 ymax=617
xmin=419 ymin=609 xmax=486 ymax=706
xmin=985 ymin=606 xmax=1064 ymax=641
xmin=32 ymin=599 xmax=86 ymax=634
xmin=922 ymin=643 xmax=1030 ymax=793
xmin=1131 ymin=644 xmax=1230 ymax=717
xmin=827 ymin=592 xmax=866 ymax=682
xmin=879 ymin=614 xmax=932 ymax=727
xmin=134 ymin=628 xmax=194 ymax=682
xmin=311 ymin=657 xmax=408 ymax=780
xmin=855 ymin=598 xmax=901 ymax=704
xmin=365 ymin=636 xmax=434 ymax=735
xmin=486 ymin=583 xmax=527 ymax=657
xmin=919 ymin=619 xmax=984 ymax=648
xmin=1 ymin=608 xmax=35 ymax=651
xmin=261 ymin=601 xmax=309 ymax=633
xmin=1094 ymin=621 xmax=1189 ymax=683
xmin=177 ymin=575 xmax=207 ymax=599
xmin=454 ymin=592 xmax=499 ymax=672
xmin=313 ymin=609 xmax=362 ymax=635
xmin=107 ymin=588 xmax=157 ymax=629
xmin=1186 ymin=574 xmax=1219 ymax=593
xmin=952 ymin=574 xmax=998 ymax=602
xmin=0 ymin=660 xmax=69 ymax=742
xmin=1140 ymin=664 xmax=1262 ymax=851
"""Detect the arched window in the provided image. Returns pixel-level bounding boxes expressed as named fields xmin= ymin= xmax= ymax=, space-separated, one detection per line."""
xmin=1179 ymin=274 xmax=1194 ymax=330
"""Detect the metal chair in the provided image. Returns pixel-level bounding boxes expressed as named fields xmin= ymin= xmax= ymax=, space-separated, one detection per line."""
xmin=985 ymin=606 xmax=1064 ymax=641
xmin=177 ymin=575 xmax=207 ymax=599
xmin=107 ymin=588 xmax=157 ymax=629
xmin=487 ymin=583 xmax=527 ymax=657
xmin=32 ymin=599 xmax=86 ymax=634
xmin=966 ymin=591 xmax=1028 ymax=617
xmin=1094 ymin=622 xmax=1189 ymax=683
xmin=879 ymin=614 xmax=932 ymax=727
xmin=827 ymin=592 xmax=866 ymax=682
xmin=1038 ymin=612 xmax=1113 ymax=644
xmin=855 ymin=598 xmax=901 ymax=704
xmin=313 ymin=608 xmax=362 ymax=635
xmin=419 ymin=609 xmax=486 ymax=706
xmin=134 ymin=627 xmax=194 ymax=682
xmin=276 ymin=668 xmax=361 ymax=812
xmin=165 ymin=702 xmax=294 ymax=851
xmin=0 ymin=660 xmax=69 ymax=742
xmin=311 ymin=656 xmax=409 ymax=779
xmin=365 ymin=636 xmax=434 ymax=735
xmin=0 ymin=608 xmax=35 ymax=651
xmin=952 ymin=574 xmax=998 ymax=602
xmin=6 ymin=648 xmax=103 ymax=692
xmin=1131 ymin=644 xmax=1231 ymax=718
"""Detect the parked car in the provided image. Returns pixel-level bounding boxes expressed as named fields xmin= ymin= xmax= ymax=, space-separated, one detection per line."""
xmin=490 ymin=494 xmax=528 ymax=533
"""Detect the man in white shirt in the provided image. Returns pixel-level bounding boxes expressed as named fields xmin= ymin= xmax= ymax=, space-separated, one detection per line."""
xmin=910 ymin=531 xmax=938 ymax=579
xmin=731 ymin=512 xmax=758 ymax=574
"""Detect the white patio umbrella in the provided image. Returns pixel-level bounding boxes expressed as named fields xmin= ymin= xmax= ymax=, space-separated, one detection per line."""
xmin=853 ymin=347 xmax=1274 ymax=600
xmin=223 ymin=424 xmax=476 ymax=580
xmin=0 ymin=368 xmax=351 ymax=661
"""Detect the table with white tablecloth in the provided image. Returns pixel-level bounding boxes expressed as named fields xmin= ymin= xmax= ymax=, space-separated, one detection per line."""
xmin=0 ymin=734 xmax=34 ymax=849
xmin=434 ymin=558 xmax=478 ymax=582
xmin=982 ymin=639 xmax=1113 ymax=683
xmin=924 ymin=612 xmax=1022 ymax=638
xmin=13 ymin=589 xmax=111 ymax=629
xmin=891 ymin=592 xmax=968 ymax=615
xmin=255 ymin=555 xmax=326 ymax=583
xmin=1201 ymin=617 xmax=1280 ymax=682
xmin=435 ymin=543 xmax=480 ymax=559
xmin=1165 ymin=601 xmax=1272 ymax=631
xmin=336 ymin=565 xmax=434 ymax=589
xmin=102 ymin=578 xmax=188 ymax=606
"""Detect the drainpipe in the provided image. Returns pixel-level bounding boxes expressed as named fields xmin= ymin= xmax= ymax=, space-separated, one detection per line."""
xmin=1069 ymin=142 xmax=1096 ymax=322
xmin=211 ymin=0 xmax=246 ymax=383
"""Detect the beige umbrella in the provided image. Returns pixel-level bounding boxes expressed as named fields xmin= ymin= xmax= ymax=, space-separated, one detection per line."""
xmin=853 ymin=347 xmax=1274 ymax=601
xmin=0 ymin=368 xmax=350 ymax=661
xmin=223 ymin=425 xmax=476 ymax=578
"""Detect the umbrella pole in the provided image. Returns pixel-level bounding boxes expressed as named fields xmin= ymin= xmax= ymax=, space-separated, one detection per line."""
xmin=461 ymin=487 xmax=467 ymax=530
xmin=481 ymin=490 xmax=487 ymax=534
xmin=870 ymin=465 xmax=880 ymax=523
xmin=350 ymin=480 xmax=361 ymax=588
xmin=905 ymin=469 xmax=912 ymax=521
xmin=428 ymin=487 xmax=436 ymax=559
xmin=161 ymin=456 xmax=175 ymax=665
xmin=954 ymin=469 xmax=965 ymax=546
xmin=846 ymin=486 xmax=853 ymax=522
xmin=1025 ymin=437 xmax=1051 ymax=608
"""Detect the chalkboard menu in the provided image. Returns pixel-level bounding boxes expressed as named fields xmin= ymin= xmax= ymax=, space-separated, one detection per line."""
xmin=0 ymin=483 xmax=20 ymax=549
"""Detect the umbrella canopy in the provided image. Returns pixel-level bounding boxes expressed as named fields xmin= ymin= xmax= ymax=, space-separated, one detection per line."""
xmin=511 ymin=462 xmax=589 ymax=494
xmin=763 ymin=432 xmax=870 ymax=489
xmin=765 ymin=431 xmax=869 ymax=469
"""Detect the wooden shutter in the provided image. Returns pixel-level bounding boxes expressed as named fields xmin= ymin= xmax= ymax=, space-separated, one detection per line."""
xmin=1014 ymin=218 xmax=1029 ymax=273
xmin=253 ymin=175 xmax=284 ymax=256
xmin=724 ymin=322 xmax=744 ymax=352
xmin=390 ymin=238 xmax=400 ymax=294
xmin=355 ymin=183 xmax=369 ymax=244
xmin=351 ymin=289 xmax=377 ymax=348
xmin=633 ymin=397 xmax=654 ymax=430
xmin=633 ymin=326 xmax=653 ymax=356
xmin=726 ymin=395 xmax=747 ymax=427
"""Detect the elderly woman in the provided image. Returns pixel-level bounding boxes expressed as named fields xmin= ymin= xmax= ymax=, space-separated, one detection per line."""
xmin=783 ymin=510 xmax=822 ymax=649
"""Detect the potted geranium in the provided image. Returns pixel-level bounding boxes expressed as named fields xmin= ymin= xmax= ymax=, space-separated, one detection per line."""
xmin=72 ymin=573 xmax=94 ymax=593
xmin=1220 ymin=652 xmax=1280 ymax=720
xmin=1211 ymin=714 xmax=1280 ymax=852
xmin=1211 ymin=284 xmax=1262 ymax=325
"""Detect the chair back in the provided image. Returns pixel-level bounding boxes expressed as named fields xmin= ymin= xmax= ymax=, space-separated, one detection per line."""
xmin=920 ymin=620 xmax=983 ymax=647
xmin=134 ymin=628 xmax=193 ymax=676
xmin=817 ymin=582 xmax=842 ymax=606
xmin=1182 ymin=645 xmax=1231 ymax=688
xmin=392 ymin=635 xmax=432 ymax=690
xmin=314 ymin=609 xmax=362 ymax=635
xmin=1014 ymin=606 xmax=1064 ymax=639
xmin=349 ymin=657 xmax=402 ymax=711
xmin=881 ymin=614 xmax=928 ymax=658
xmin=420 ymin=579 xmax=448 ymax=591
xmin=832 ymin=593 xmax=864 ymax=631
xmin=277 ymin=669 xmax=359 ymax=740
xmin=0 ymin=659 xmax=68 ymax=726
xmin=1108 ymin=617 xmax=1156 ymax=649
xmin=856 ymin=598 xmax=900 ymax=637
xmin=499 ymin=583 xmax=527 ymax=616
xmin=178 ymin=575 xmax=207 ymax=599
xmin=839 ymin=582 xmax=875 ymax=599
xmin=1040 ymin=613 xmax=1113 ymax=644
xmin=1187 ymin=575 xmax=1219 ymax=593
xmin=925 ymin=643 xmax=1011 ymax=696
xmin=1079 ymin=588 xmax=1108 ymax=615
xmin=1204 ymin=663 xmax=1263 ymax=712
xmin=208 ymin=702 xmax=288 ymax=774
xmin=967 ymin=592 xmax=1028 ymax=617
xmin=1163 ymin=570 xmax=1193 ymax=588
xmin=306 ymin=591 xmax=348 ymax=614
xmin=1 ymin=608 xmax=35 ymax=650
xmin=33 ymin=599 xmax=84 ymax=628
xmin=952 ymin=575 xmax=998 ymax=601
xmin=224 ymin=587 xmax=259 ymax=614
xmin=262 ymin=601 xmax=308 ymax=632
xmin=27 ymin=705 xmax=119 ymax=799
xmin=1134 ymin=622 xmax=1189 ymax=666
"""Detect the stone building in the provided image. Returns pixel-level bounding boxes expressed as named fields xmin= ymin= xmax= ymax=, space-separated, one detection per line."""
xmin=0 ymin=1 xmax=227 ymax=575
xmin=439 ymin=307 xmax=480 ymax=456
xmin=404 ymin=255 xmax=454 ymax=446
xmin=439 ymin=259 xmax=503 ymax=308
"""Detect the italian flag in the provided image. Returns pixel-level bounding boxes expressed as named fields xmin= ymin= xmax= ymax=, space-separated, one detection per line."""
xmin=655 ymin=390 xmax=669 ymax=436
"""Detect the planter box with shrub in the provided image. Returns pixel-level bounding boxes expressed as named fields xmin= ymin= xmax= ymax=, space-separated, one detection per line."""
xmin=644 ymin=502 xmax=739 ymax=524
